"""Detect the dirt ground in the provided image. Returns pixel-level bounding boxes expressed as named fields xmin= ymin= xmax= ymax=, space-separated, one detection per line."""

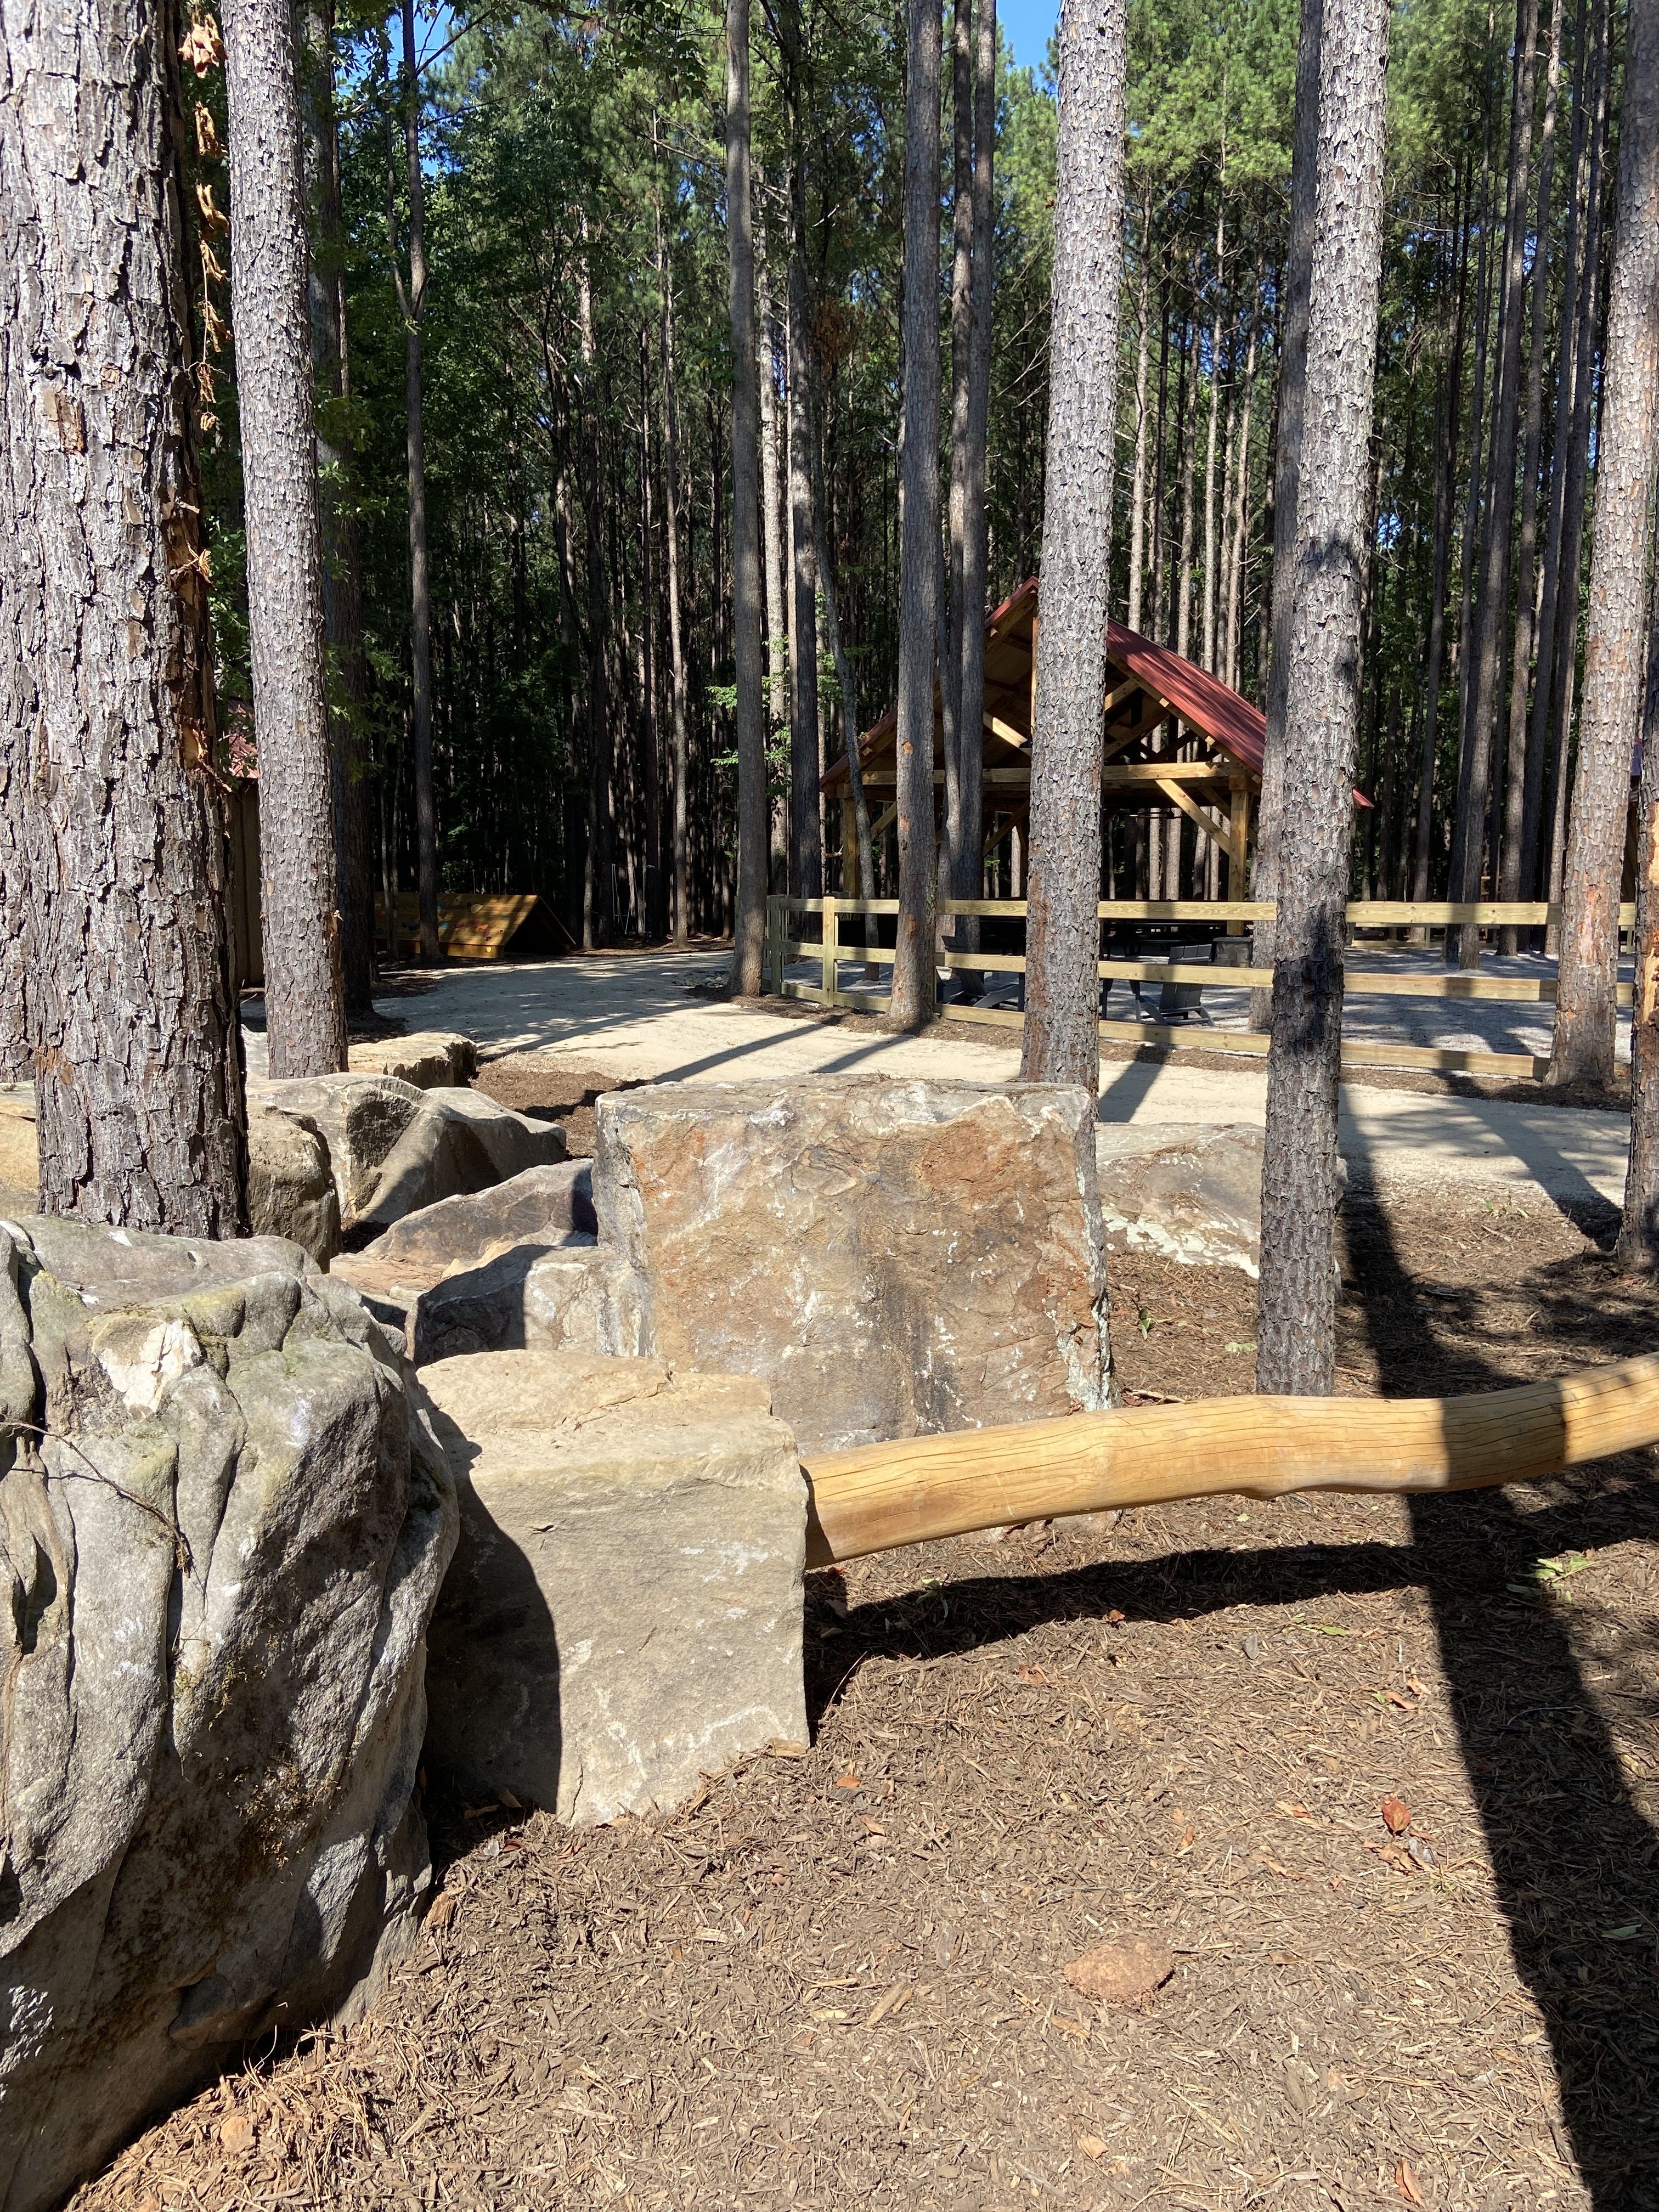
xmin=70 ymin=1178 xmax=1659 ymax=2212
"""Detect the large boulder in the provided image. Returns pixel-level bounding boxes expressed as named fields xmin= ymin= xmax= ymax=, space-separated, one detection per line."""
xmin=251 ymin=1073 xmax=566 ymax=1239
xmin=358 ymin=1160 xmax=595 ymax=1273
xmin=527 ymin=1077 xmax=1112 ymax=1454
xmin=422 ymin=1351 xmax=806 ymax=1824
xmin=246 ymin=1101 xmax=341 ymax=1264
xmin=0 ymin=1215 xmax=457 ymax=2212
xmin=1093 ymin=1121 xmax=1346 ymax=1279
xmin=348 ymin=1031 xmax=479 ymax=1090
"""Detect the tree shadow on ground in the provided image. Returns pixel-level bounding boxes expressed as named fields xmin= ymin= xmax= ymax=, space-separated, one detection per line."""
xmin=809 ymin=1199 xmax=1659 ymax=2208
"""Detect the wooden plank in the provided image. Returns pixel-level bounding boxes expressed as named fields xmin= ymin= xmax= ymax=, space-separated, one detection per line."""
xmin=982 ymin=712 xmax=1029 ymax=747
xmin=1103 ymin=760 xmax=1234 ymax=784
xmin=799 ymin=1355 xmax=1659 ymax=1565
xmin=821 ymin=896 xmax=839 ymax=1005
xmin=1155 ymin=777 xmax=1236 ymax=860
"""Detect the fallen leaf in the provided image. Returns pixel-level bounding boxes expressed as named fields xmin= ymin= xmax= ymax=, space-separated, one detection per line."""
xmin=1017 ymin=1665 xmax=1049 ymax=1685
xmin=1063 ymin=1935 xmax=1174 ymax=2006
xmin=768 ymin=1738 xmax=807 ymax=1757
xmin=219 ymin=2112 xmax=255 ymax=2157
xmin=861 ymin=1818 xmax=887 ymax=1835
xmin=1395 ymin=2156 xmax=1425 ymax=2203
xmin=1380 ymin=1795 xmax=1412 ymax=1835
xmin=1176 ymin=1823 xmax=1197 ymax=1854
xmin=834 ymin=1771 xmax=860 ymax=1791
xmin=1077 ymin=2134 xmax=1108 ymax=2160
xmin=1107 ymin=1609 xmax=1126 ymax=1625
xmin=424 ymin=1889 xmax=456 ymax=1934
xmin=1407 ymin=1676 xmax=1429 ymax=1696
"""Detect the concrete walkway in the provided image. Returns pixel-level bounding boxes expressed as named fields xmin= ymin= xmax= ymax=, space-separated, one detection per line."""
xmin=341 ymin=950 xmax=1634 ymax=1212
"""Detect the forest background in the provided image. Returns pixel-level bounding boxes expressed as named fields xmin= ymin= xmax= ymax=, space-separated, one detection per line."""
xmin=201 ymin=0 xmax=1624 ymax=962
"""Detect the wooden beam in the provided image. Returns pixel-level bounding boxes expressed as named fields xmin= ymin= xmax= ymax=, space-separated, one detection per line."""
xmin=982 ymin=712 xmax=1029 ymax=747
xmin=1156 ymin=776 xmax=1236 ymax=861
xmin=800 ymin=1354 xmax=1659 ymax=1564
xmin=1103 ymin=759 xmax=1240 ymax=784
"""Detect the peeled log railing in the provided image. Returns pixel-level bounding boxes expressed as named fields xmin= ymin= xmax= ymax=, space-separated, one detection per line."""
xmin=801 ymin=1355 xmax=1659 ymax=1568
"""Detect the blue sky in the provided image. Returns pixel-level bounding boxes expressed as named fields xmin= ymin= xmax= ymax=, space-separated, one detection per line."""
xmin=1000 ymin=0 xmax=1058 ymax=71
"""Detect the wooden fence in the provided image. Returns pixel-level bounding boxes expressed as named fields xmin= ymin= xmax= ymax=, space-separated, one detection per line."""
xmin=763 ymin=896 xmax=1637 ymax=1083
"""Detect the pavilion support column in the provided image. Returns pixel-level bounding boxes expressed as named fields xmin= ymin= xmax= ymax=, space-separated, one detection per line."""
xmin=1228 ymin=778 xmax=1250 ymax=928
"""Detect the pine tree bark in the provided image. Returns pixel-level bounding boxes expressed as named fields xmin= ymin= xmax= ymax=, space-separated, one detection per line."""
xmin=1618 ymin=558 xmax=1659 ymax=1262
xmin=1020 ymin=0 xmax=1128 ymax=1091
xmin=887 ymin=0 xmax=943 ymax=1030
xmin=301 ymin=0 xmax=373 ymax=1015
xmin=659 ymin=200 xmax=692 ymax=947
xmin=726 ymin=0 xmax=769 ymax=994
xmin=392 ymin=0 xmax=439 ymax=963
xmin=1550 ymin=0 xmax=1659 ymax=1088
xmin=1496 ymin=0 xmax=1563 ymax=950
xmin=575 ymin=257 xmax=613 ymax=950
xmin=755 ymin=231 xmax=788 ymax=754
xmin=1447 ymin=0 xmax=1539 ymax=969
xmin=1409 ymin=159 xmax=1468 ymax=926
xmin=1127 ymin=205 xmax=1152 ymax=633
xmin=1202 ymin=189 xmax=1226 ymax=676
xmin=786 ymin=246 xmax=822 ymax=899
xmin=0 ymin=0 xmax=247 ymax=1227
xmin=1255 ymin=0 xmax=1390 ymax=1396
xmin=942 ymin=0 xmax=975 ymax=918
xmin=1249 ymin=0 xmax=1322 ymax=1029
xmin=223 ymin=0 xmax=347 ymax=1077
xmin=950 ymin=0 xmax=996 ymax=949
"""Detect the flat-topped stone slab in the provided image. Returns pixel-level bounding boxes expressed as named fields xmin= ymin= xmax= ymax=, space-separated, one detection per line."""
xmin=421 ymin=1350 xmax=807 ymax=1824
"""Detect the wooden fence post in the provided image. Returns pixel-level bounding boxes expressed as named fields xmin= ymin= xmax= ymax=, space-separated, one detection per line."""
xmin=822 ymin=895 xmax=839 ymax=1006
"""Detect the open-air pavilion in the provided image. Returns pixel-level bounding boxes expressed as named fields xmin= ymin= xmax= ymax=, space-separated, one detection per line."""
xmin=820 ymin=573 xmax=1269 ymax=911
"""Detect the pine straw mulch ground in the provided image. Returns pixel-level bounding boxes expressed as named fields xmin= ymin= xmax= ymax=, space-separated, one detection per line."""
xmin=70 ymin=1184 xmax=1659 ymax=2212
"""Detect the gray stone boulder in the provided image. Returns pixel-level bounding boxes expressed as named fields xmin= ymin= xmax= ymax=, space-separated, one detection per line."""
xmin=422 ymin=1351 xmax=806 ymax=1825
xmin=358 ymin=1160 xmax=595 ymax=1273
xmin=246 ymin=1100 xmax=342 ymax=1264
xmin=0 ymin=1215 xmax=457 ymax=2212
xmin=1093 ymin=1121 xmax=1346 ymax=1278
xmin=348 ymin=1031 xmax=479 ymax=1090
xmin=251 ymin=1072 xmax=566 ymax=1239
xmin=410 ymin=1234 xmax=596 ymax=1366
xmin=527 ymin=1077 xmax=1111 ymax=1454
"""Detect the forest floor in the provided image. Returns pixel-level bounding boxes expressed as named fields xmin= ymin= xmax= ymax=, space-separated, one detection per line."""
xmin=72 ymin=1170 xmax=1659 ymax=2212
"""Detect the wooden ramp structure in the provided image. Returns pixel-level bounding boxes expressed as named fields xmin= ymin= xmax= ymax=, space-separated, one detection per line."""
xmin=376 ymin=893 xmax=575 ymax=962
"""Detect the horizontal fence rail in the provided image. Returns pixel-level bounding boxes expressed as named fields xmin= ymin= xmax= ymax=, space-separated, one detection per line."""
xmin=762 ymin=895 xmax=1636 ymax=1084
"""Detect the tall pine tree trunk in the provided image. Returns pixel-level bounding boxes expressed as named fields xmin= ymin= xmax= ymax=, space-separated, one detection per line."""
xmin=726 ymin=0 xmax=769 ymax=994
xmin=786 ymin=244 xmax=822 ymax=898
xmin=1127 ymin=202 xmax=1152 ymax=633
xmin=576 ymin=257 xmax=613 ymax=950
xmin=1496 ymin=0 xmax=1562 ymax=950
xmin=1 ymin=0 xmax=247 ymax=1227
xmin=1550 ymin=0 xmax=1659 ymax=1088
xmin=887 ymin=0 xmax=943 ymax=1030
xmin=659 ymin=200 xmax=692 ymax=947
xmin=1202 ymin=189 xmax=1226 ymax=676
xmin=1256 ymin=0 xmax=1390 ymax=1396
xmin=1619 ymin=552 xmax=1659 ymax=1260
xmin=301 ymin=0 xmax=374 ymax=1015
xmin=1447 ymin=0 xmax=1539 ymax=969
xmin=942 ymin=0 xmax=975 ymax=922
xmin=223 ymin=0 xmax=347 ymax=1077
xmin=755 ymin=233 xmax=788 ymax=761
xmin=951 ymin=0 xmax=996 ymax=960
xmin=1249 ymin=0 xmax=1322 ymax=1029
xmin=393 ymin=0 xmax=438 ymax=963
xmin=1020 ymin=0 xmax=1128 ymax=1091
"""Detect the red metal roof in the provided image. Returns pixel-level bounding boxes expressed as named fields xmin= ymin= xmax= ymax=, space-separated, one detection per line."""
xmin=821 ymin=573 xmax=1367 ymax=803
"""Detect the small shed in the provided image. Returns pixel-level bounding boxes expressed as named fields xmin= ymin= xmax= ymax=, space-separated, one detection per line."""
xmin=821 ymin=574 xmax=1267 ymax=898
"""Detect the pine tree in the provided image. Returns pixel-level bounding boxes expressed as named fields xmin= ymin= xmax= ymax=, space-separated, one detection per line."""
xmin=1551 ymin=0 xmax=1659 ymax=1090
xmin=1256 ymin=0 xmax=1390 ymax=1396
xmin=727 ymin=0 xmax=769 ymax=994
xmin=1020 ymin=0 xmax=1129 ymax=1090
xmin=0 ymin=0 xmax=246 ymax=1229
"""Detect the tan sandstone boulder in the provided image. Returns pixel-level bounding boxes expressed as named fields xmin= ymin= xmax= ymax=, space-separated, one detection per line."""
xmin=422 ymin=1350 xmax=806 ymax=1824
xmin=533 ymin=1077 xmax=1112 ymax=1454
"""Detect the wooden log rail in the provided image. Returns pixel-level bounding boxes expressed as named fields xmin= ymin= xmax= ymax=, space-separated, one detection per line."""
xmin=762 ymin=894 xmax=1637 ymax=1084
xmin=800 ymin=1356 xmax=1659 ymax=1567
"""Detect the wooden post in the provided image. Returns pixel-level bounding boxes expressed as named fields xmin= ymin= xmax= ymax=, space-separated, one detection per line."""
xmin=1227 ymin=779 xmax=1250 ymax=931
xmin=840 ymin=797 xmax=860 ymax=897
xmin=800 ymin=1352 xmax=1659 ymax=1565
xmin=765 ymin=895 xmax=782 ymax=994
xmin=822 ymin=894 xmax=839 ymax=1005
